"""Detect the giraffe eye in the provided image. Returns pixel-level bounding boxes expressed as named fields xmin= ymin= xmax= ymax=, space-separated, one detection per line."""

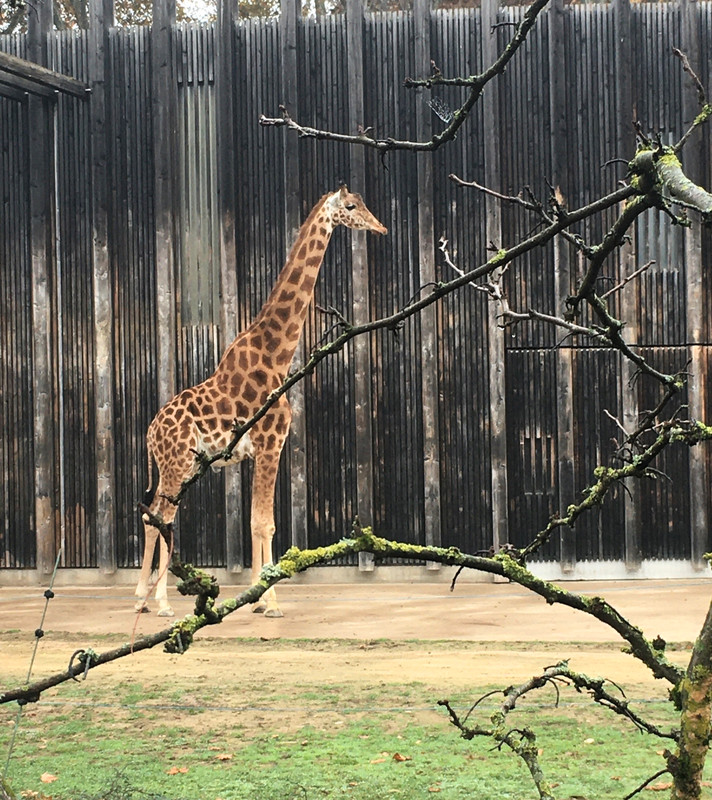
xmin=345 ymin=203 xmax=356 ymax=210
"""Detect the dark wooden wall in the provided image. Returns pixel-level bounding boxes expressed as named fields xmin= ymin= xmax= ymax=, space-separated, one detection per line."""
xmin=1 ymin=0 xmax=711 ymax=578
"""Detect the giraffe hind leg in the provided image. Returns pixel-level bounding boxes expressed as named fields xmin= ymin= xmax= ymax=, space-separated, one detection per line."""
xmin=154 ymin=525 xmax=175 ymax=617
xmin=250 ymin=450 xmax=284 ymax=618
xmin=153 ymin=500 xmax=178 ymax=617
xmin=135 ymin=520 xmax=158 ymax=612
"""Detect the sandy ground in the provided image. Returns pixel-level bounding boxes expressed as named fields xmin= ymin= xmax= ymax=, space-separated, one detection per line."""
xmin=1 ymin=578 xmax=710 ymax=696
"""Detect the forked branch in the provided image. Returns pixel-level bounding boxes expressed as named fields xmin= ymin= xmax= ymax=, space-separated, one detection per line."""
xmin=259 ymin=0 xmax=550 ymax=154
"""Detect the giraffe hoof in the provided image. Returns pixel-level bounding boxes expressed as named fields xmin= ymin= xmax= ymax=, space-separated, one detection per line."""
xmin=252 ymin=604 xmax=266 ymax=614
xmin=264 ymin=608 xmax=284 ymax=618
xmin=157 ymin=607 xmax=175 ymax=618
xmin=134 ymin=601 xmax=150 ymax=614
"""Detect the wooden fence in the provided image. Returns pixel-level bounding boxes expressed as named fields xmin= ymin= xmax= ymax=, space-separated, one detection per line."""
xmin=1 ymin=0 xmax=711 ymax=580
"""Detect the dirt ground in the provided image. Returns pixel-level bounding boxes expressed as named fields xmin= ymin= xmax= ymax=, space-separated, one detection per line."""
xmin=1 ymin=577 xmax=711 ymax=696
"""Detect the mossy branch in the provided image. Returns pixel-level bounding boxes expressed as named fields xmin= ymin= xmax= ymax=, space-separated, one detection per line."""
xmin=629 ymin=146 xmax=712 ymax=222
xmin=441 ymin=660 xmax=678 ymax=800
xmin=1 ymin=526 xmax=687 ymax=705
xmin=668 ymin=595 xmax=712 ymax=797
xmin=439 ymin=689 xmax=554 ymax=800
xmin=521 ymin=420 xmax=712 ymax=560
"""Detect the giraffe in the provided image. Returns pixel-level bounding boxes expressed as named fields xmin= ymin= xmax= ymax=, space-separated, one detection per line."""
xmin=135 ymin=186 xmax=387 ymax=617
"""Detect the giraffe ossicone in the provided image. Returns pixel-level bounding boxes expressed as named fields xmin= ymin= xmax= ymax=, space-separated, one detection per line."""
xmin=135 ymin=186 xmax=387 ymax=618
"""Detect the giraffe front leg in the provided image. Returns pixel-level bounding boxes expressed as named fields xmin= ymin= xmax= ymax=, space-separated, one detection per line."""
xmin=250 ymin=451 xmax=283 ymax=618
xmin=250 ymin=531 xmax=282 ymax=617
xmin=155 ymin=528 xmax=175 ymax=617
xmin=154 ymin=506 xmax=178 ymax=617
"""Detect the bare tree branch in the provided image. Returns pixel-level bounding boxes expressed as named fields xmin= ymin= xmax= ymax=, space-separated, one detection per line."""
xmin=7 ymin=505 xmax=706 ymax=707
xmin=259 ymin=0 xmax=550 ymax=154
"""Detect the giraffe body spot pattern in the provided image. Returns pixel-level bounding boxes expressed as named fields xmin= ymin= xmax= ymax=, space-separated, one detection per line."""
xmin=135 ymin=186 xmax=387 ymax=617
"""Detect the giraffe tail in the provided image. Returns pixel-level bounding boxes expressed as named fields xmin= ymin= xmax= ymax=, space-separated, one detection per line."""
xmin=143 ymin=447 xmax=158 ymax=508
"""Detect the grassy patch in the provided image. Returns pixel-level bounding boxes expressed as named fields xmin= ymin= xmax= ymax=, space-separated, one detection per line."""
xmin=0 ymin=635 xmax=703 ymax=799
xmin=0 ymin=670 xmax=699 ymax=800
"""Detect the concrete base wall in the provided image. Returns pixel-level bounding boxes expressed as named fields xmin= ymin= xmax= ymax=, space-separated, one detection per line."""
xmin=1 ymin=559 xmax=710 ymax=588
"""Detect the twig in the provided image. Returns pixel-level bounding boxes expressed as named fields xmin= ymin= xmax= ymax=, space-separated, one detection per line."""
xmin=603 ymin=408 xmax=631 ymax=439
xmin=449 ymin=173 xmax=540 ymax=212
xmin=622 ymin=768 xmax=671 ymax=800
xmin=600 ymin=260 xmax=653 ymax=299
xmin=672 ymin=47 xmax=707 ymax=107
xmin=260 ymin=0 xmax=550 ymax=154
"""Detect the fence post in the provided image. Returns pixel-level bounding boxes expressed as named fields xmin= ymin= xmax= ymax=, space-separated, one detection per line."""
xmin=482 ymin=0 xmax=508 ymax=556
xmin=27 ymin=0 xmax=57 ymax=576
xmin=281 ymin=0 xmax=309 ymax=552
xmin=217 ymin=0 xmax=245 ymax=573
xmin=548 ymin=0 xmax=576 ymax=572
xmin=413 ymin=0 xmax=442 ymax=561
xmin=152 ymin=0 xmax=178 ymax=410
xmin=680 ymin=0 xmax=708 ymax=568
xmin=613 ymin=0 xmax=641 ymax=572
xmin=346 ymin=0 xmax=376 ymax=571
xmin=89 ymin=0 xmax=116 ymax=574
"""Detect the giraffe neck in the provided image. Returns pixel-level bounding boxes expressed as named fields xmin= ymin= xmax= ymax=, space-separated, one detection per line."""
xmin=218 ymin=194 xmax=335 ymax=385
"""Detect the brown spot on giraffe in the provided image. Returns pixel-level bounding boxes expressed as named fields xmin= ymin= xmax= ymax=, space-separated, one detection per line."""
xmin=217 ymin=397 xmax=232 ymax=417
xmin=223 ymin=349 xmax=236 ymax=372
xmin=264 ymin=332 xmax=280 ymax=353
xmin=275 ymin=348 xmax=292 ymax=367
xmin=135 ymin=185 xmax=386 ymax=618
xmin=243 ymin=382 xmax=258 ymax=404
xmin=230 ymin=373 xmax=244 ymax=394
xmin=274 ymin=305 xmax=291 ymax=323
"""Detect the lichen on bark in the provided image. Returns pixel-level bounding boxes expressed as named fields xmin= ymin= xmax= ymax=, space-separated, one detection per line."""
xmin=629 ymin=145 xmax=712 ymax=220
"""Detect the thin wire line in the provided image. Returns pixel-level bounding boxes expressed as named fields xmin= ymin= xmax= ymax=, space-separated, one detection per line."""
xmin=2 ymin=547 xmax=63 ymax=781
xmin=26 ymin=696 xmax=671 ymax=715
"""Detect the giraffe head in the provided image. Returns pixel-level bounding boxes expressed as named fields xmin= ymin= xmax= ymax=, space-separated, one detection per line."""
xmin=325 ymin=185 xmax=388 ymax=235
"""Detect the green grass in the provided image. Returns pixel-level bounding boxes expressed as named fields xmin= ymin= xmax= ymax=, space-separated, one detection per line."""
xmin=1 ymin=675 xmax=699 ymax=800
xmin=0 ymin=634 xmax=707 ymax=799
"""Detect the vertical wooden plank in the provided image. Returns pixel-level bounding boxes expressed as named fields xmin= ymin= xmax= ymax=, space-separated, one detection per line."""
xmin=89 ymin=0 xmax=116 ymax=574
xmin=282 ymin=0 xmax=307 ymax=552
xmin=346 ymin=0 xmax=375 ymax=571
xmin=152 ymin=0 xmax=178 ymax=408
xmin=482 ymin=0 xmax=507 ymax=555
xmin=680 ymin=0 xmax=707 ymax=568
xmin=548 ymin=0 xmax=576 ymax=572
xmin=217 ymin=0 xmax=244 ymax=573
xmin=28 ymin=0 xmax=57 ymax=576
xmin=414 ymin=0 xmax=441 ymax=563
xmin=614 ymin=0 xmax=641 ymax=571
